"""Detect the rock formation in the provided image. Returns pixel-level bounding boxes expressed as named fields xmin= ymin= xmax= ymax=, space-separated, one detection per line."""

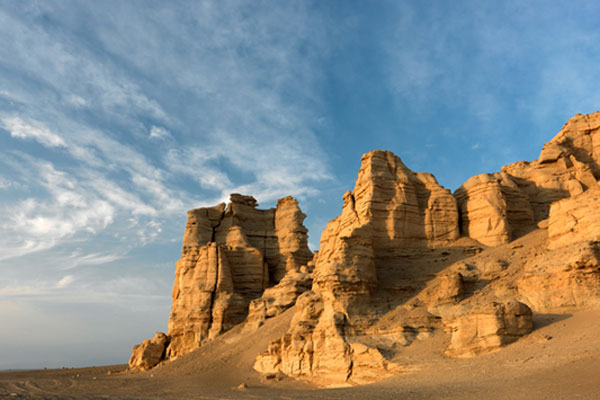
xmin=455 ymin=112 xmax=600 ymax=246
xmin=445 ymin=301 xmax=533 ymax=357
xmin=167 ymin=194 xmax=313 ymax=359
xmin=130 ymin=194 xmax=313 ymax=368
xmin=130 ymin=111 xmax=600 ymax=388
xmin=517 ymin=241 xmax=600 ymax=311
xmin=128 ymin=332 xmax=169 ymax=371
xmin=547 ymin=185 xmax=600 ymax=249
xmin=245 ymin=267 xmax=313 ymax=331
xmin=454 ymin=173 xmax=535 ymax=246
xmin=254 ymin=113 xmax=600 ymax=385
xmin=255 ymin=150 xmax=463 ymax=386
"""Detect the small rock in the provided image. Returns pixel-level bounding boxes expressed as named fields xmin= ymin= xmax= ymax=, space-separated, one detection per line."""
xmin=264 ymin=373 xmax=277 ymax=380
xmin=237 ymin=383 xmax=248 ymax=390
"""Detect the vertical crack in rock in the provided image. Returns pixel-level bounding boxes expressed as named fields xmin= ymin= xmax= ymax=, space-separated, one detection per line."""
xmin=211 ymin=207 xmax=226 ymax=243
xmin=207 ymin=245 xmax=220 ymax=330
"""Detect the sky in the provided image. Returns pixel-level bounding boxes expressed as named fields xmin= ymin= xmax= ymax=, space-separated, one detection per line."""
xmin=1 ymin=0 xmax=600 ymax=369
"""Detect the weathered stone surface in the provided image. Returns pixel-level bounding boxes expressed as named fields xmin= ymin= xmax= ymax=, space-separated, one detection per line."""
xmin=245 ymin=268 xmax=312 ymax=331
xmin=456 ymin=112 xmax=600 ymax=246
xmin=518 ymin=241 xmax=600 ymax=311
xmin=255 ymin=150 xmax=457 ymax=386
xmin=429 ymin=273 xmax=464 ymax=305
xmin=455 ymin=173 xmax=535 ymax=246
xmin=133 ymin=112 xmax=600 ymax=385
xmin=547 ymin=185 xmax=600 ymax=249
xmin=129 ymin=332 xmax=169 ymax=371
xmin=166 ymin=194 xmax=312 ymax=360
xmin=501 ymin=113 xmax=600 ymax=221
xmin=253 ymin=291 xmax=401 ymax=386
xmin=445 ymin=301 xmax=533 ymax=357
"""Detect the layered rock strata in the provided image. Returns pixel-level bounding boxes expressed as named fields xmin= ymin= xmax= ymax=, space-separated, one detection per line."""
xmin=445 ymin=301 xmax=533 ymax=357
xmin=131 ymin=111 xmax=600 ymax=386
xmin=255 ymin=150 xmax=461 ymax=386
xmin=455 ymin=173 xmax=535 ymax=246
xmin=163 ymin=194 xmax=313 ymax=360
xmin=547 ymin=185 xmax=600 ymax=249
xmin=517 ymin=241 xmax=600 ymax=311
xmin=456 ymin=112 xmax=600 ymax=246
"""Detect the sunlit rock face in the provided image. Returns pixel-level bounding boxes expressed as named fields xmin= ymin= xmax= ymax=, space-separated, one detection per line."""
xmin=166 ymin=194 xmax=313 ymax=359
xmin=255 ymin=150 xmax=461 ymax=386
xmin=455 ymin=112 xmax=600 ymax=246
xmin=132 ymin=112 xmax=600 ymax=386
xmin=128 ymin=332 xmax=169 ymax=371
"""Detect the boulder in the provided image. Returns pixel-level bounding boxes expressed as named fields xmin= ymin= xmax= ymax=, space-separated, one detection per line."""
xmin=445 ymin=301 xmax=533 ymax=357
xmin=128 ymin=332 xmax=169 ymax=371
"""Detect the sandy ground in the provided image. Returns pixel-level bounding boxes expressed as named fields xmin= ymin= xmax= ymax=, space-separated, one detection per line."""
xmin=2 ymin=306 xmax=600 ymax=400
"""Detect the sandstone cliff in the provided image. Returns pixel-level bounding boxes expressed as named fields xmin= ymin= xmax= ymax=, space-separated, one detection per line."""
xmin=129 ymin=194 xmax=313 ymax=369
xmin=255 ymin=151 xmax=473 ymax=386
xmin=456 ymin=112 xmax=600 ymax=246
xmin=131 ymin=111 xmax=600 ymax=388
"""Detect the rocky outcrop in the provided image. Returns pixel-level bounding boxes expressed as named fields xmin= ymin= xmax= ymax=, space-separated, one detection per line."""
xmin=455 ymin=173 xmax=535 ymax=246
xmin=129 ymin=332 xmax=169 ymax=371
xmin=166 ymin=194 xmax=312 ymax=359
xmin=254 ymin=150 xmax=458 ymax=386
xmin=502 ymin=113 xmax=600 ymax=221
xmin=131 ymin=111 xmax=600 ymax=387
xmin=245 ymin=268 xmax=313 ymax=331
xmin=445 ymin=301 xmax=533 ymax=357
xmin=456 ymin=112 xmax=600 ymax=246
xmin=547 ymin=185 xmax=600 ymax=249
xmin=253 ymin=291 xmax=402 ymax=386
xmin=518 ymin=241 xmax=600 ymax=311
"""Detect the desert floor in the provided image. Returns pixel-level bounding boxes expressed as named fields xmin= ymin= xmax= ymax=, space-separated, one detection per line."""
xmin=2 ymin=306 xmax=600 ymax=400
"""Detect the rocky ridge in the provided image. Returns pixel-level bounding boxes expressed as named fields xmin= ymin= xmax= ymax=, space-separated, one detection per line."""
xmin=130 ymin=111 xmax=600 ymax=387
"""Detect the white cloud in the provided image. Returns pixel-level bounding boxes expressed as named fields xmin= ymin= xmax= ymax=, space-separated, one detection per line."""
xmin=149 ymin=125 xmax=171 ymax=140
xmin=0 ymin=2 xmax=334 ymax=369
xmin=2 ymin=116 xmax=66 ymax=148
xmin=56 ymin=275 xmax=74 ymax=288
xmin=0 ymin=176 xmax=19 ymax=189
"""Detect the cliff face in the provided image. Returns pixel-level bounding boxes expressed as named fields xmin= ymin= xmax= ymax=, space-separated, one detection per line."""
xmin=254 ymin=151 xmax=465 ymax=386
xmin=253 ymin=112 xmax=600 ymax=386
xmin=456 ymin=112 xmax=600 ymax=246
xmin=147 ymin=194 xmax=311 ymax=362
xmin=131 ymin=111 xmax=600 ymax=387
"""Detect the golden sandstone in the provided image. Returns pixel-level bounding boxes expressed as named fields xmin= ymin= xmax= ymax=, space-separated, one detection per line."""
xmin=130 ymin=112 xmax=600 ymax=387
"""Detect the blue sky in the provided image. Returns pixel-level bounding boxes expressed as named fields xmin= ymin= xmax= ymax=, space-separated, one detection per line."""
xmin=1 ymin=0 xmax=600 ymax=369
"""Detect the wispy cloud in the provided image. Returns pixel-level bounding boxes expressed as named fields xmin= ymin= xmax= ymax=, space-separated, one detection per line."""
xmin=0 ymin=1 xmax=333 ymax=368
xmin=149 ymin=125 xmax=171 ymax=140
xmin=2 ymin=116 xmax=67 ymax=147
